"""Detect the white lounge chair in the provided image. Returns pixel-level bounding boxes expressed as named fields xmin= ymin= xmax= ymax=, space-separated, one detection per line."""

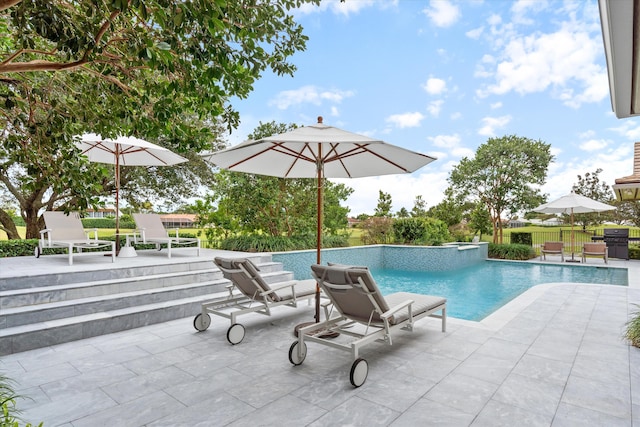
xmin=36 ymin=211 xmax=116 ymax=265
xmin=132 ymin=213 xmax=200 ymax=258
xmin=289 ymin=264 xmax=447 ymax=387
xmin=193 ymin=257 xmax=318 ymax=344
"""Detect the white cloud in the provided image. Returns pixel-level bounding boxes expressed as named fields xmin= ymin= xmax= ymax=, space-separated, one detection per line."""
xmin=476 ymin=19 xmax=608 ymax=108
xmin=296 ymin=0 xmax=377 ymax=16
xmin=466 ymin=26 xmax=484 ymax=39
xmin=385 ymin=112 xmax=425 ymax=128
xmin=422 ymin=77 xmax=447 ymax=95
xmin=511 ymin=0 xmax=549 ymax=25
xmin=423 ymin=0 xmax=461 ymax=28
xmin=579 ymin=138 xmax=609 ymax=152
xmin=490 ymin=101 xmax=502 ymax=109
xmin=609 ymin=120 xmax=640 ymax=140
xmin=268 ymin=86 xmax=354 ymax=109
xmin=450 ymin=111 xmax=462 ymax=120
xmin=427 ymin=100 xmax=444 ymax=117
xmin=478 ymin=115 xmax=511 ymax=136
xmin=429 ymin=134 xmax=461 ymax=148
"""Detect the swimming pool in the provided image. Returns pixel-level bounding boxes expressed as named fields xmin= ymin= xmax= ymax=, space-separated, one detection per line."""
xmin=370 ymin=261 xmax=628 ymax=321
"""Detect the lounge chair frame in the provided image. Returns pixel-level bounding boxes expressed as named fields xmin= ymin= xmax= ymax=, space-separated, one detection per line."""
xmin=289 ymin=264 xmax=446 ymax=387
xmin=193 ymin=257 xmax=317 ymax=345
xmin=132 ymin=213 xmax=200 ymax=258
xmin=541 ymin=241 xmax=564 ymax=261
xmin=36 ymin=211 xmax=116 ymax=265
xmin=581 ymin=242 xmax=608 ymax=264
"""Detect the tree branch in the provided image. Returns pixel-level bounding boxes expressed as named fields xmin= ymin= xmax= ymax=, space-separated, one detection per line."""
xmin=0 ymin=0 xmax=21 ymax=12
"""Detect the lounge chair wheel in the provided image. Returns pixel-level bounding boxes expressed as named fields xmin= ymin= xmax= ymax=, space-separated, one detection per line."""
xmin=193 ymin=313 xmax=211 ymax=332
xmin=227 ymin=323 xmax=245 ymax=345
xmin=34 ymin=246 xmax=41 ymax=258
xmin=288 ymin=341 xmax=307 ymax=366
xmin=350 ymin=358 xmax=368 ymax=387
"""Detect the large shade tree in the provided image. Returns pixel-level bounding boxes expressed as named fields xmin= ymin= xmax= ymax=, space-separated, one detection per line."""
xmin=0 ymin=0 xmax=320 ymax=238
xmin=448 ymin=135 xmax=553 ymax=243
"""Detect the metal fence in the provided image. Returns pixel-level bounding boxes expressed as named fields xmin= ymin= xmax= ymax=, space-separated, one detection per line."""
xmin=502 ymin=227 xmax=640 ymax=250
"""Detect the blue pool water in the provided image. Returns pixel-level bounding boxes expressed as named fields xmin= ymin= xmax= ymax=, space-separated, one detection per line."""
xmin=370 ymin=261 xmax=628 ymax=321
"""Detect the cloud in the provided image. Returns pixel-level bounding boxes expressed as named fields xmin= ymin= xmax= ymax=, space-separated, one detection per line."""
xmin=268 ymin=86 xmax=354 ymax=109
xmin=427 ymin=100 xmax=444 ymax=117
xmin=423 ymin=0 xmax=461 ymax=28
xmin=296 ymin=0 xmax=377 ymax=16
xmin=429 ymin=133 xmax=461 ymax=148
xmin=385 ymin=112 xmax=425 ymax=128
xmin=478 ymin=115 xmax=511 ymax=136
xmin=490 ymin=101 xmax=502 ymax=109
xmin=466 ymin=26 xmax=484 ymax=39
xmin=422 ymin=77 xmax=447 ymax=95
xmin=609 ymin=120 xmax=640 ymax=140
xmin=476 ymin=12 xmax=608 ymax=108
xmin=579 ymin=138 xmax=609 ymax=152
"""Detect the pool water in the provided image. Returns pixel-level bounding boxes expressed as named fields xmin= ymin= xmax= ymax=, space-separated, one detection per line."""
xmin=370 ymin=261 xmax=628 ymax=321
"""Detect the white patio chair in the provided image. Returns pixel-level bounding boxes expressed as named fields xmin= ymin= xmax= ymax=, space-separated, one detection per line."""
xmin=132 ymin=213 xmax=200 ymax=258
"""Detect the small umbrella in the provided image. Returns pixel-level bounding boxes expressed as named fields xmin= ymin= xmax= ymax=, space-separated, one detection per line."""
xmin=76 ymin=134 xmax=188 ymax=248
xmin=203 ymin=116 xmax=437 ymax=325
xmin=533 ymin=192 xmax=616 ymax=261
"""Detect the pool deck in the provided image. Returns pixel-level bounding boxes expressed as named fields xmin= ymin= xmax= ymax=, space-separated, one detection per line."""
xmin=1 ymin=251 xmax=639 ymax=426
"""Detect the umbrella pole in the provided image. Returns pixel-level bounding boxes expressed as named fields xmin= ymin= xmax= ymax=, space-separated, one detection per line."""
xmin=115 ymin=148 xmax=121 ymax=254
xmin=315 ymin=153 xmax=323 ymax=322
xmin=567 ymin=208 xmax=580 ymax=262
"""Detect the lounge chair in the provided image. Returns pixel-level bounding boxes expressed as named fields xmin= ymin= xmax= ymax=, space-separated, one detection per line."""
xmin=35 ymin=211 xmax=116 ymax=265
xmin=132 ymin=213 xmax=200 ymax=258
xmin=289 ymin=264 xmax=446 ymax=387
xmin=193 ymin=257 xmax=318 ymax=345
xmin=540 ymin=241 xmax=564 ymax=261
xmin=581 ymin=242 xmax=608 ymax=264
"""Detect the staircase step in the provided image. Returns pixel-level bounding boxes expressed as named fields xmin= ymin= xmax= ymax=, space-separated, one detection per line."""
xmin=0 ymin=292 xmax=229 ymax=356
xmin=0 ymin=268 xmax=221 ymax=309
xmin=1 ymin=279 xmax=231 ymax=328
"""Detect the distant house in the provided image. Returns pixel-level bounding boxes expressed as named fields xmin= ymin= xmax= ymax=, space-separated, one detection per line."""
xmin=159 ymin=213 xmax=197 ymax=228
xmin=86 ymin=207 xmax=118 ymax=218
xmin=347 ymin=217 xmax=361 ymax=228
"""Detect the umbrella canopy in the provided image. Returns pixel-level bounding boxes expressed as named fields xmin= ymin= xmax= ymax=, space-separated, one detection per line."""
xmin=533 ymin=192 xmax=615 ymax=261
xmin=203 ymin=116 xmax=437 ymax=323
xmin=75 ymin=134 xmax=188 ymax=237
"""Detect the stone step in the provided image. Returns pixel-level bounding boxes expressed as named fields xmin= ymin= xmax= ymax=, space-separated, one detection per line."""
xmin=0 ymin=268 xmax=222 ymax=309
xmin=0 ymin=291 xmax=229 ymax=355
xmin=1 ymin=278 xmax=231 ymax=329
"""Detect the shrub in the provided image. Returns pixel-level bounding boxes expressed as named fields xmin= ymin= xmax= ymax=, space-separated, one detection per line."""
xmin=1 ymin=372 xmax=43 ymax=427
xmin=218 ymin=234 xmax=348 ymax=252
xmin=629 ymin=245 xmax=640 ymax=260
xmin=625 ymin=304 xmax=640 ymax=348
xmin=488 ymin=243 xmax=536 ymax=260
xmin=360 ymin=217 xmax=394 ymax=245
xmin=510 ymin=232 xmax=532 ymax=246
xmin=392 ymin=218 xmax=426 ymax=244
xmin=422 ymin=217 xmax=451 ymax=246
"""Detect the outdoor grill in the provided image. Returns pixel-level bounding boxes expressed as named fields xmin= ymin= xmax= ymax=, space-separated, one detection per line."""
xmin=603 ymin=228 xmax=629 ymax=260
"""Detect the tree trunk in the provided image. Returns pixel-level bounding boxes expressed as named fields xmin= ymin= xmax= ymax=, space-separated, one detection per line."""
xmin=0 ymin=209 xmax=20 ymax=239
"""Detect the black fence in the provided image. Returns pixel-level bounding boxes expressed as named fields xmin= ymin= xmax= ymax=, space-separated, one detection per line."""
xmin=503 ymin=228 xmax=640 ymax=249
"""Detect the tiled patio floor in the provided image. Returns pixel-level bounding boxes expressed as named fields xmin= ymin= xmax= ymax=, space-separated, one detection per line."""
xmin=1 ymin=254 xmax=639 ymax=426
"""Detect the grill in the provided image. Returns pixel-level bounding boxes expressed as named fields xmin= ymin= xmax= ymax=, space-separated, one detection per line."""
xmin=603 ymin=228 xmax=629 ymax=260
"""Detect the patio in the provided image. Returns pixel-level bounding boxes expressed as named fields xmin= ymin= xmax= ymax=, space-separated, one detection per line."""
xmin=1 ymin=252 xmax=639 ymax=426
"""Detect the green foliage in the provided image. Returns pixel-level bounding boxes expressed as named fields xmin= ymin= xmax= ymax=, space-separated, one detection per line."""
xmin=81 ymin=218 xmax=135 ymax=230
xmin=624 ymin=305 xmax=640 ymax=348
xmin=0 ymin=0 xmax=319 ymax=239
xmin=469 ymin=203 xmax=492 ymax=237
xmin=510 ymin=232 xmax=532 ymax=246
xmin=393 ymin=218 xmax=426 ymax=244
xmin=427 ymin=187 xmax=466 ymax=227
xmin=218 ymin=234 xmax=348 ymax=252
xmin=488 ymin=243 xmax=536 ymax=260
xmin=410 ymin=195 xmax=427 ymax=217
xmin=449 ymin=135 xmax=553 ymax=244
xmin=361 ymin=216 xmax=394 ymax=245
xmin=422 ymin=217 xmax=451 ymax=246
xmin=1 ymin=372 xmax=43 ymax=427
xmin=629 ymin=245 xmax=640 ymax=260
xmin=374 ymin=190 xmax=393 ymax=217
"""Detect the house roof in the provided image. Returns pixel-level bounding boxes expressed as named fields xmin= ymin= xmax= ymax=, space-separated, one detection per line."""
xmin=599 ymin=0 xmax=639 ymax=118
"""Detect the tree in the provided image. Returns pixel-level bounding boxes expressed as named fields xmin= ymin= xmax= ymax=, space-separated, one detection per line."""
xmin=572 ymin=169 xmax=615 ymax=228
xmin=410 ymin=195 xmax=427 ymax=217
xmin=374 ymin=190 xmax=392 ymax=217
xmin=427 ymin=187 xmax=466 ymax=227
xmin=0 ymin=1 xmax=319 ymax=237
xmin=448 ymin=135 xmax=553 ymax=243
xmin=469 ymin=203 xmax=492 ymax=239
xmin=396 ymin=207 xmax=410 ymax=218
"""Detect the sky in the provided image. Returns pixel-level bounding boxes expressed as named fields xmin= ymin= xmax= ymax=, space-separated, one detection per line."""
xmin=224 ymin=0 xmax=639 ymax=217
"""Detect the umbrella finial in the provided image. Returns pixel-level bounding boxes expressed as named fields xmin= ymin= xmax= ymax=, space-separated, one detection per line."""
xmin=317 ymin=116 xmax=323 ymax=124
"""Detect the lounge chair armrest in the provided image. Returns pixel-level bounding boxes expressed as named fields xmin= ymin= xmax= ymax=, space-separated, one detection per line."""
xmin=39 ymin=228 xmax=52 ymax=245
xmin=85 ymin=228 xmax=99 ymax=241
xmin=381 ymin=299 xmax=414 ymax=319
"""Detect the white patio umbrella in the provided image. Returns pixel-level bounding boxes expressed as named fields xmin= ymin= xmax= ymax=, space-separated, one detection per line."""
xmin=202 ymin=116 xmax=437 ymax=325
xmin=533 ymin=192 xmax=616 ymax=262
xmin=76 ymin=134 xmax=188 ymax=249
